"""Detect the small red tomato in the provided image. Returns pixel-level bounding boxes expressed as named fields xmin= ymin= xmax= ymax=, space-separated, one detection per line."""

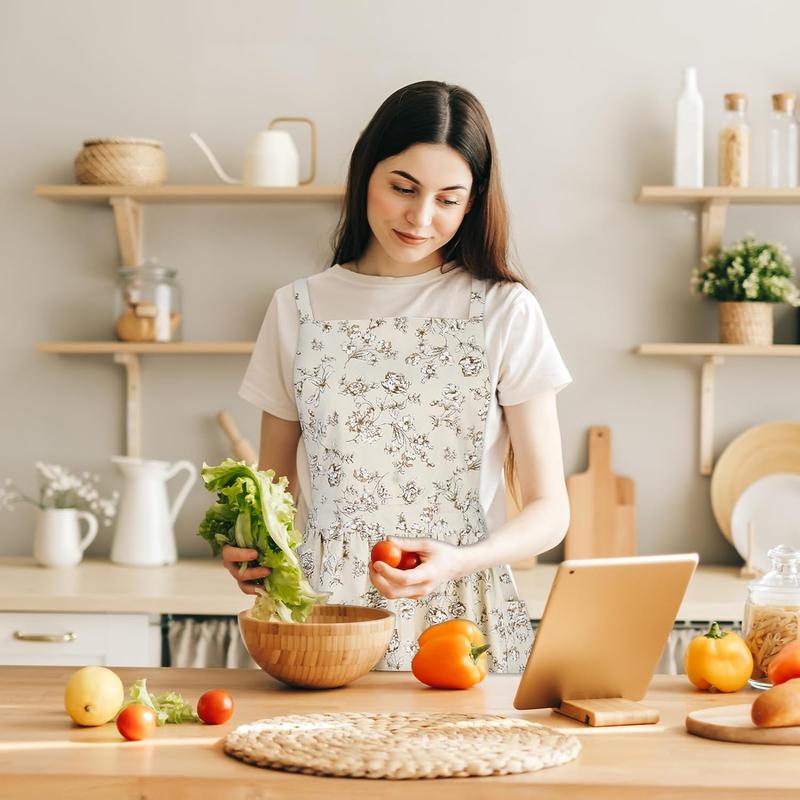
xmin=371 ymin=540 xmax=402 ymax=568
xmin=197 ymin=689 xmax=234 ymax=725
xmin=398 ymin=551 xmax=420 ymax=570
xmin=116 ymin=704 xmax=157 ymax=741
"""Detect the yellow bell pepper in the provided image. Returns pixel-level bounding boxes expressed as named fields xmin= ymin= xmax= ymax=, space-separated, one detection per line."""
xmin=684 ymin=621 xmax=753 ymax=692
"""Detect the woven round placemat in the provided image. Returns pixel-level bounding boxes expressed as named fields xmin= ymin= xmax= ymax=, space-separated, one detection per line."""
xmin=224 ymin=712 xmax=580 ymax=779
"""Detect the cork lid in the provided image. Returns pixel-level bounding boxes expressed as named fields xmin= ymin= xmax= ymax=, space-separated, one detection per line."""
xmin=724 ymin=93 xmax=748 ymax=112
xmin=772 ymin=92 xmax=797 ymax=113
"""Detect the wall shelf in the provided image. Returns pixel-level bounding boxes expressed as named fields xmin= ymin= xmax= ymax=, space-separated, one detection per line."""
xmin=38 ymin=341 xmax=255 ymax=457
xmin=634 ymin=343 xmax=800 ymax=476
xmin=37 ymin=341 xmax=254 ymax=355
xmin=35 ymin=184 xmax=345 ymax=203
xmin=639 ymin=186 xmax=800 ymax=262
xmin=35 ymin=183 xmax=345 ymax=266
xmin=37 ymin=183 xmax=344 ymax=460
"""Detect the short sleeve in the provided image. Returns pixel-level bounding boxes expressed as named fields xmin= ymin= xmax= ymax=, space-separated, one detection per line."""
xmin=238 ymin=288 xmax=299 ymax=421
xmin=495 ymin=285 xmax=572 ymax=406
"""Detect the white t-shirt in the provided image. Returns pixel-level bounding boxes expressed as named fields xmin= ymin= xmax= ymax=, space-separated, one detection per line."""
xmin=239 ymin=263 xmax=572 ymax=535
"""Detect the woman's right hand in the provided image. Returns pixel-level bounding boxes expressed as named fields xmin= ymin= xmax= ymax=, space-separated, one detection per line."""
xmin=221 ymin=546 xmax=271 ymax=595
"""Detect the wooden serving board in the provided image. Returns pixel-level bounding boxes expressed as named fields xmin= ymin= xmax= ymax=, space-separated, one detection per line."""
xmin=564 ymin=426 xmax=636 ymax=559
xmin=686 ymin=704 xmax=800 ymax=744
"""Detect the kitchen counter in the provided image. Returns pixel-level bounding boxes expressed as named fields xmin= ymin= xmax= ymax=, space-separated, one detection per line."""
xmin=0 ymin=556 xmax=750 ymax=621
xmin=0 ymin=665 xmax=792 ymax=799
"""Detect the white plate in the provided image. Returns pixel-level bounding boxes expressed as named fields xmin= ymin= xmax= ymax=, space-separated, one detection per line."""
xmin=731 ymin=473 xmax=800 ymax=573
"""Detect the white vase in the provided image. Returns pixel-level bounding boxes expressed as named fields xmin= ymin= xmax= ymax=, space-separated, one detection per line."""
xmin=673 ymin=67 xmax=704 ymax=188
xmin=33 ymin=508 xmax=98 ymax=568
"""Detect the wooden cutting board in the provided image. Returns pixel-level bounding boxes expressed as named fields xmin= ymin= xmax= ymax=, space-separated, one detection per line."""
xmin=686 ymin=704 xmax=800 ymax=744
xmin=564 ymin=426 xmax=636 ymax=559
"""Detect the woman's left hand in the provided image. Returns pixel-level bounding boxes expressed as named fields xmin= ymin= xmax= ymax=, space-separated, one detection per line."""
xmin=369 ymin=536 xmax=466 ymax=600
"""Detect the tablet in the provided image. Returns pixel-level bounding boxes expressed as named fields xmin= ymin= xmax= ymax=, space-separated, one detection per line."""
xmin=513 ymin=553 xmax=698 ymax=710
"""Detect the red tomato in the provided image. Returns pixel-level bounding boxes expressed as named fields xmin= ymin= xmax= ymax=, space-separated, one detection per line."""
xmin=371 ymin=540 xmax=402 ymax=568
xmin=197 ymin=689 xmax=234 ymax=725
xmin=116 ymin=704 xmax=157 ymax=741
xmin=398 ymin=551 xmax=420 ymax=570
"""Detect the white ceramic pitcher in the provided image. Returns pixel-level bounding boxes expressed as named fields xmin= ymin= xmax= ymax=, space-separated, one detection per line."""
xmin=33 ymin=508 xmax=98 ymax=568
xmin=110 ymin=456 xmax=197 ymax=567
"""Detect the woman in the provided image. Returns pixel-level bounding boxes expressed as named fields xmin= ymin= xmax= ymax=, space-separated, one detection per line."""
xmin=226 ymin=80 xmax=572 ymax=672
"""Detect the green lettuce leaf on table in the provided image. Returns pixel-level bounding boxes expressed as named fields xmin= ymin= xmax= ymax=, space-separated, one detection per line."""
xmin=120 ymin=678 xmax=199 ymax=725
xmin=198 ymin=458 xmax=328 ymax=623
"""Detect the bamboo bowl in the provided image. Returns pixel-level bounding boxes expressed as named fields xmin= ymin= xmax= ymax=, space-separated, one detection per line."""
xmin=238 ymin=604 xmax=395 ymax=689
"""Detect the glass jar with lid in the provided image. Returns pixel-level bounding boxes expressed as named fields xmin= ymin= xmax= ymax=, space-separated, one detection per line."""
xmin=719 ymin=92 xmax=751 ymax=187
xmin=114 ymin=259 xmax=182 ymax=343
xmin=743 ymin=544 xmax=800 ymax=689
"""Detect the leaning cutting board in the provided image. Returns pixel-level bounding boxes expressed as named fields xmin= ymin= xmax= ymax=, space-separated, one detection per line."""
xmin=564 ymin=426 xmax=636 ymax=559
xmin=686 ymin=704 xmax=800 ymax=745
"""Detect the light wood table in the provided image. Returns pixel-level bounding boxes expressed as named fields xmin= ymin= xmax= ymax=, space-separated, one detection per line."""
xmin=0 ymin=665 xmax=791 ymax=799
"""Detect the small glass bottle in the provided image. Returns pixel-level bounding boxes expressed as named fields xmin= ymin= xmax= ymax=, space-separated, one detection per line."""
xmin=719 ymin=93 xmax=751 ymax=187
xmin=114 ymin=259 xmax=183 ymax=343
xmin=768 ymin=92 xmax=799 ymax=188
xmin=743 ymin=545 xmax=800 ymax=689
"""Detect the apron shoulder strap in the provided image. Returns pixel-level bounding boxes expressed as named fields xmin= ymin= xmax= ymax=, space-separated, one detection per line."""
xmin=292 ymin=278 xmax=314 ymax=321
xmin=468 ymin=276 xmax=487 ymax=321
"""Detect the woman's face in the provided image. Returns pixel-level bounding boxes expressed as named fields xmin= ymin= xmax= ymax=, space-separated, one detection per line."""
xmin=366 ymin=143 xmax=474 ymax=265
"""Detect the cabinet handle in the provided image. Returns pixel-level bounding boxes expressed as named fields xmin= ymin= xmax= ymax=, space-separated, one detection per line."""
xmin=13 ymin=630 xmax=77 ymax=643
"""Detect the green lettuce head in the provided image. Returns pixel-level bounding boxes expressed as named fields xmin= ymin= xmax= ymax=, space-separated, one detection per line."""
xmin=198 ymin=458 xmax=328 ymax=622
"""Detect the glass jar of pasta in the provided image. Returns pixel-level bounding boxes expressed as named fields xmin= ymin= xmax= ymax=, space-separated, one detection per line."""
xmin=743 ymin=545 xmax=800 ymax=689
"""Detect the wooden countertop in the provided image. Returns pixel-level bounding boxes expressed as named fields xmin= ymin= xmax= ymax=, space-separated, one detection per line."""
xmin=0 ymin=556 xmax=750 ymax=620
xmin=0 ymin=665 xmax=792 ymax=799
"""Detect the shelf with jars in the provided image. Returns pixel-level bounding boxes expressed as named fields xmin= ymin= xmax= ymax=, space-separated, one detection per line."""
xmin=35 ymin=184 xmax=344 ymax=457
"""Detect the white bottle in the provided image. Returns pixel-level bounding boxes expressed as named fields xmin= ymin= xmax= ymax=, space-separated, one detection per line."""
xmin=768 ymin=92 xmax=799 ymax=188
xmin=673 ymin=67 xmax=704 ymax=187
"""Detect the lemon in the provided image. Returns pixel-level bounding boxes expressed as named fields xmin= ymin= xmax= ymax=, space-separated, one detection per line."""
xmin=64 ymin=666 xmax=124 ymax=726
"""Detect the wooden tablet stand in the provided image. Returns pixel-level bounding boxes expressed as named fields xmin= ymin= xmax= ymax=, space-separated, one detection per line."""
xmin=556 ymin=698 xmax=660 ymax=727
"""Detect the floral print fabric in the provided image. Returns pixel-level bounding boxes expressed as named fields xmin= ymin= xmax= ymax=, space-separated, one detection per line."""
xmin=291 ymin=275 xmax=534 ymax=672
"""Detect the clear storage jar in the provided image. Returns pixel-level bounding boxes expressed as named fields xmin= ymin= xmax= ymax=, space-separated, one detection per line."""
xmin=743 ymin=544 xmax=800 ymax=689
xmin=114 ymin=260 xmax=182 ymax=343
xmin=719 ymin=92 xmax=751 ymax=187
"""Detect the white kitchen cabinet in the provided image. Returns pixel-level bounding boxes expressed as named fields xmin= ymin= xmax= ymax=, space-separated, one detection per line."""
xmin=0 ymin=612 xmax=161 ymax=667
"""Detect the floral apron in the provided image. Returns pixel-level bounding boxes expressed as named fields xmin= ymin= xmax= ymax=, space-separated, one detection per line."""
xmin=291 ymin=274 xmax=534 ymax=672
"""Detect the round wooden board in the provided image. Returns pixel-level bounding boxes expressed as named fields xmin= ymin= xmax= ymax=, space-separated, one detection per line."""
xmin=710 ymin=421 xmax=800 ymax=543
xmin=686 ymin=704 xmax=800 ymax=744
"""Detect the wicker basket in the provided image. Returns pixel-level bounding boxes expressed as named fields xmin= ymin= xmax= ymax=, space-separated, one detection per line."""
xmin=718 ymin=301 xmax=773 ymax=345
xmin=74 ymin=137 xmax=167 ymax=186
xmin=238 ymin=604 xmax=394 ymax=689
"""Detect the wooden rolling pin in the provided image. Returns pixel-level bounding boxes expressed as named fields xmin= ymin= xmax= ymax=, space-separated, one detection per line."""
xmin=217 ymin=411 xmax=258 ymax=465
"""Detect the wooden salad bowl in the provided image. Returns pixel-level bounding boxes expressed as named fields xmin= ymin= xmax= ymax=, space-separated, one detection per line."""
xmin=238 ymin=604 xmax=395 ymax=689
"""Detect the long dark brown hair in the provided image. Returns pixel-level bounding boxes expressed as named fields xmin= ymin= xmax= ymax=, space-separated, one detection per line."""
xmin=329 ymin=80 xmax=526 ymax=511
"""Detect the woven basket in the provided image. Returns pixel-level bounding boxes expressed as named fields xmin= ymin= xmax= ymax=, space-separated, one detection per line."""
xmin=238 ymin=604 xmax=394 ymax=689
xmin=719 ymin=301 xmax=773 ymax=345
xmin=74 ymin=137 xmax=167 ymax=186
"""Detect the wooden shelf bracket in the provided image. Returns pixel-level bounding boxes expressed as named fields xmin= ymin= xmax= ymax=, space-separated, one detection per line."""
xmin=113 ymin=353 xmax=142 ymax=457
xmin=699 ymin=355 xmax=724 ymax=476
xmin=110 ymin=196 xmax=143 ymax=267
xmin=700 ymin=198 xmax=728 ymax=261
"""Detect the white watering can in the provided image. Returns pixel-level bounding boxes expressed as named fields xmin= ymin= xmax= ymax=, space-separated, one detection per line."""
xmin=110 ymin=456 xmax=197 ymax=567
xmin=190 ymin=116 xmax=317 ymax=187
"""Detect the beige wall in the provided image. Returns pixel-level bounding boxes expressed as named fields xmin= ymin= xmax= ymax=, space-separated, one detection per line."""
xmin=2 ymin=0 xmax=799 ymax=564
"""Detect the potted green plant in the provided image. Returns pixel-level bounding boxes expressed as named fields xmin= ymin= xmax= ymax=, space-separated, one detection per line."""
xmin=691 ymin=236 xmax=800 ymax=345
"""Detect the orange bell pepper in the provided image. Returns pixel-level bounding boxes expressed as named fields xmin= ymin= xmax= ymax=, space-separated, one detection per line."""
xmin=768 ymin=641 xmax=800 ymax=686
xmin=412 ymin=619 xmax=490 ymax=689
